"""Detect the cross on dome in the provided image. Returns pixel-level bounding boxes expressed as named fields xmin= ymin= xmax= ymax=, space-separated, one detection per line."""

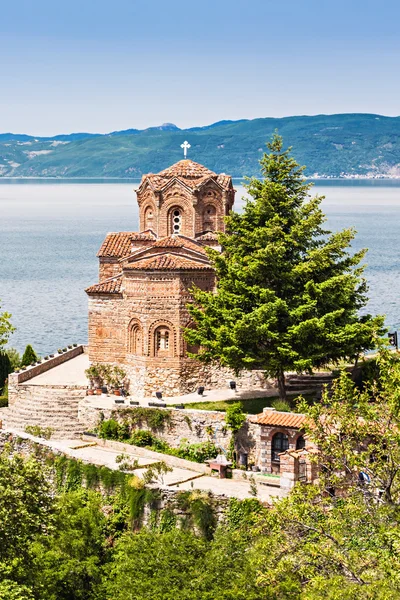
xmin=180 ymin=140 xmax=191 ymax=158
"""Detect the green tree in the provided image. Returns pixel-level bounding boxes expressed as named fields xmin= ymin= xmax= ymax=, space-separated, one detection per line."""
xmin=0 ymin=353 xmax=11 ymax=394
xmin=0 ymin=303 xmax=15 ymax=350
xmin=31 ymin=490 xmax=107 ymax=600
xmin=0 ymin=448 xmax=53 ymax=580
xmin=20 ymin=345 xmax=38 ymax=367
xmin=5 ymin=348 xmax=21 ymax=371
xmin=249 ymin=352 xmax=400 ymax=598
xmin=186 ymin=135 xmax=385 ymax=399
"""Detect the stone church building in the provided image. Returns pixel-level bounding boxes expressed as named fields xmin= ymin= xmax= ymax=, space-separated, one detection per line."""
xmin=85 ymin=159 xmax=248 ymax=397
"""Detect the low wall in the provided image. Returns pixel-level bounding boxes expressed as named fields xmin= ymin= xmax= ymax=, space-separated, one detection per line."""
xmin=82 ymin=435 xmax=210 ymax=474
xmin=9 ymin=345 xmax=85 ymax=386
xmin=78 ymin=401 xmax=261 ymax=465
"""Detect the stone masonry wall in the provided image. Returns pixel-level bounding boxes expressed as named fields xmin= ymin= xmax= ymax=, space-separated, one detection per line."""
xmin=78 ymin=400 xmax=261 ymax=464
xmin=0 ymin=430 xmax=230 ymax=526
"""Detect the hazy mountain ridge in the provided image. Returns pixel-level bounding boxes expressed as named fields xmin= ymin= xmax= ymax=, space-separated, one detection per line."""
xmin=1 ymin=113 xmax=400 ymax=178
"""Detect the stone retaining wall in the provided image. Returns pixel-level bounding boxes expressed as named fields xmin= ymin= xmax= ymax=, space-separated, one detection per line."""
xmin=9 ymin=345 xmax=85 ymax=387
xmin=78 ymin=401 xmax=261 ymax=464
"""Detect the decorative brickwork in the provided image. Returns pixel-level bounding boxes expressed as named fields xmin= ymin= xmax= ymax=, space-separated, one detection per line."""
xmin=86 ymin=159 xmax=237 ymax=397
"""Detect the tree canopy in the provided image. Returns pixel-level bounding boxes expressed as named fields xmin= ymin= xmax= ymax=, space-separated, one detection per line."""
xmin=186 ymin=135 xmax=385 ymax=398
xmin=0 ymin=302 xmax=15 ymax=351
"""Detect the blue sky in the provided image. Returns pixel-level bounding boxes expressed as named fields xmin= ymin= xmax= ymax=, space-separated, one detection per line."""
xmin=1 ymin=0 xmax=399 ymax=135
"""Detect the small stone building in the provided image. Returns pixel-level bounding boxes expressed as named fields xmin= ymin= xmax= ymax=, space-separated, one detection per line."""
xmin=251 ymin=409 xmax=308 ymax=474
xmin=85 ymin=159 xmax=237 ymax=397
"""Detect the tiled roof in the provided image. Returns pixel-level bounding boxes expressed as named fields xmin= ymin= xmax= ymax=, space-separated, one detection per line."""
xmin=85 ymin=276 xmax=122 ymax=295
xmin=124 ymin=253 xmax=213 ymax=271
xmin=196 ymin=231 xmax=219 ymax=242
xmin=97 ymin=230 xmax=156 ymax=258
xmin=152 ymin=235 xmax=206 ymax=254
xmin=158 ymin=160 xmax=216 ymax=179
xmin=253 ymin=410 xmax=306 ymax=429
xmin=141 ymin=160 xmax=232 ymax=191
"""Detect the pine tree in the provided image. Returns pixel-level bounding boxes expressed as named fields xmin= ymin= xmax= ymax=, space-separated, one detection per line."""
xmin=186 ymin=134 xmax=385 ymax=399
xmin=21 ymin=344 xmax=38 ymax=367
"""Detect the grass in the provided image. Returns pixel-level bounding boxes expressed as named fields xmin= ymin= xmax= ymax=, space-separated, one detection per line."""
xmin=183 ymin=394 xmax=315 ymax=415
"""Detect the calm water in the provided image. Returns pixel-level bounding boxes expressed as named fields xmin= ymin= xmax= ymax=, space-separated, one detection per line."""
xmin=0 ymin=179 xmax=399 ymax=355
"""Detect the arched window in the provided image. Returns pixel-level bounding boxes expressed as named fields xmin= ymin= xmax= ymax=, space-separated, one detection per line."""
xmin=171 ymin=209 xmax=182 ymax=234
xmin=272 ymin=432 xmax=289 ymax=463
xmin=144 ymin=205 xmax=154 ymax=230
xmin=296 ymin=435 xmax=306 ymax=450
xmin=202 ymin=205 xmax=217 ymax=232
xmin=128 ymin=321 xmax=142 ymax=355
xmin=154 ymin=326 xmax=172 ymax=357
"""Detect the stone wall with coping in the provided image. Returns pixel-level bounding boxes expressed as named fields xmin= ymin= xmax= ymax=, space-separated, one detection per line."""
xmin=9 ymin=345 xmax=85 ymax=387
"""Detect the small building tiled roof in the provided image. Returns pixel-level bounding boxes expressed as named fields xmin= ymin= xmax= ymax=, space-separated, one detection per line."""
xmin=97 ymin=230 xmax=156 ymax=258
xmin=253 ymin=410 xmax=306 ymax=429
xmin=123 ymin=253 xmax=213 ymax=271
xmin=85 ymin=276 xmax=123 ymax=295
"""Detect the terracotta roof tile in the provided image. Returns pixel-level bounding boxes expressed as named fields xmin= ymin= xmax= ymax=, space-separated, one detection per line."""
xmin=140 ymin=160 xmax=232 ymax=191
xmin=158 ymin=160 xmax=216 ymax=179
xmin=196 ymin=231 xmax=219 ymax=242
xmin=124 ymin=253 xmax=213 ymax=271
xmin=253 ymin=410 xmax=306 ymax=429
xmin=86 ymin=276 xmax=122 ymax=295
xmin=97 ymin=230 xmax=156 ymax=258
xmin=152 ymin=235 xmax=207 ymax=254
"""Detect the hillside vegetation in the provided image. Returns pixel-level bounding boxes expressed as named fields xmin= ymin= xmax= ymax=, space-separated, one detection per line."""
xmin=1 ymin=113 xmax=400 ymax=178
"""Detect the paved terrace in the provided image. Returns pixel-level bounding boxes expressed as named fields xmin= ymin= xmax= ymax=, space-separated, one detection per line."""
xmin=26 ymin=354 xmax=279 ymax=403
xmin=2 ymin=428 xmax=285 ymax=502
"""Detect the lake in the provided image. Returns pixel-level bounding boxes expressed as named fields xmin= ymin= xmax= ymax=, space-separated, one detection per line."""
xmin=0 ymin=179 xmax=399 ymax=355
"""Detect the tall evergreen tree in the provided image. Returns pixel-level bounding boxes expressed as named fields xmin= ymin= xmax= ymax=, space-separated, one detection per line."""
xmin=186 ymin=135 xmax=385 ymax=399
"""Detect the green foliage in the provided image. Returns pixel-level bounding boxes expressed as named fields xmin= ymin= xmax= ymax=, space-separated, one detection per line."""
xmin=24 ymin=425 xmax=53 ymax=440
xmin=186 ymin=134 xmax=385 ymax=399
xmin=270 ymin=398 xmax=291 ymax=412
xmin=98 ymin=418 xmax=122 ymax=440
xmin=20 ymin=345 xmax=38 ymax=368
xmin=176 ymin=490 xmax=217 ymax=540
xmin=0 ymin=447 xmax=53 ymax=568
xmin=129 ymin=429 xmax=156 ymax=447
xmin=0 ymin=353 xmax=11 ymax=394
xmin=226 ymin=497 xmax=264 ymax=532
xmin=0 ymin=303 xmax=15 ymax=351
xmin=5 ymin=114 xmax=400 ymax=179
xmin=225 ymin=402 xmax=246 ymax=433
xmin=115 ymin=406 xmax=172 ymax=430
xmin=30 ymin=489 xmax=107 ymax=600
xmin=0 ymin=580 xmax=34 ymax=600
xmin=4 ymin=348 xmax=21 ymax=371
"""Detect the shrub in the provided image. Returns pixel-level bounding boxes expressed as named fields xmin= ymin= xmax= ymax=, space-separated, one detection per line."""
xmin=98 ymin=419 xmax=121 ymax=440
xmin=0 ymin=351 xmax=11 ymax=392
xmin=176 ymin=439 xmax=219 ymax=463
xmin=271 ymin=399 xmax=291 ymax=412
xmin=130 ymin=430 xmax=155 ymax=447
xmin=21 ymin=344 xmax=38 ymax=367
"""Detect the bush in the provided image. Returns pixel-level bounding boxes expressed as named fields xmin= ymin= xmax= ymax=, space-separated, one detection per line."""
xmin=271 ymin=399 xmax=291 ymax=412
xmin=21 ymin=345 xmax=38 ymax=367
xmin=176 ymin=439 xmax=219 ymax=463
xmin=98 ymin=419 xmax=121 ymax=440
xmin=129 ymin=430 xmax=155 ymax=447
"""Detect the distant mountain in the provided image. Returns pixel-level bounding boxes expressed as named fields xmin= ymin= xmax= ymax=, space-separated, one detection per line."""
xmin=2 ymin=114 xmax=400 ymax=178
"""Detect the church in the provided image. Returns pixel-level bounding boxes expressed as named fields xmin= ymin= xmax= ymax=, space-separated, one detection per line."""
xmin=85 ymin=158 xmax=238 ymax=397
